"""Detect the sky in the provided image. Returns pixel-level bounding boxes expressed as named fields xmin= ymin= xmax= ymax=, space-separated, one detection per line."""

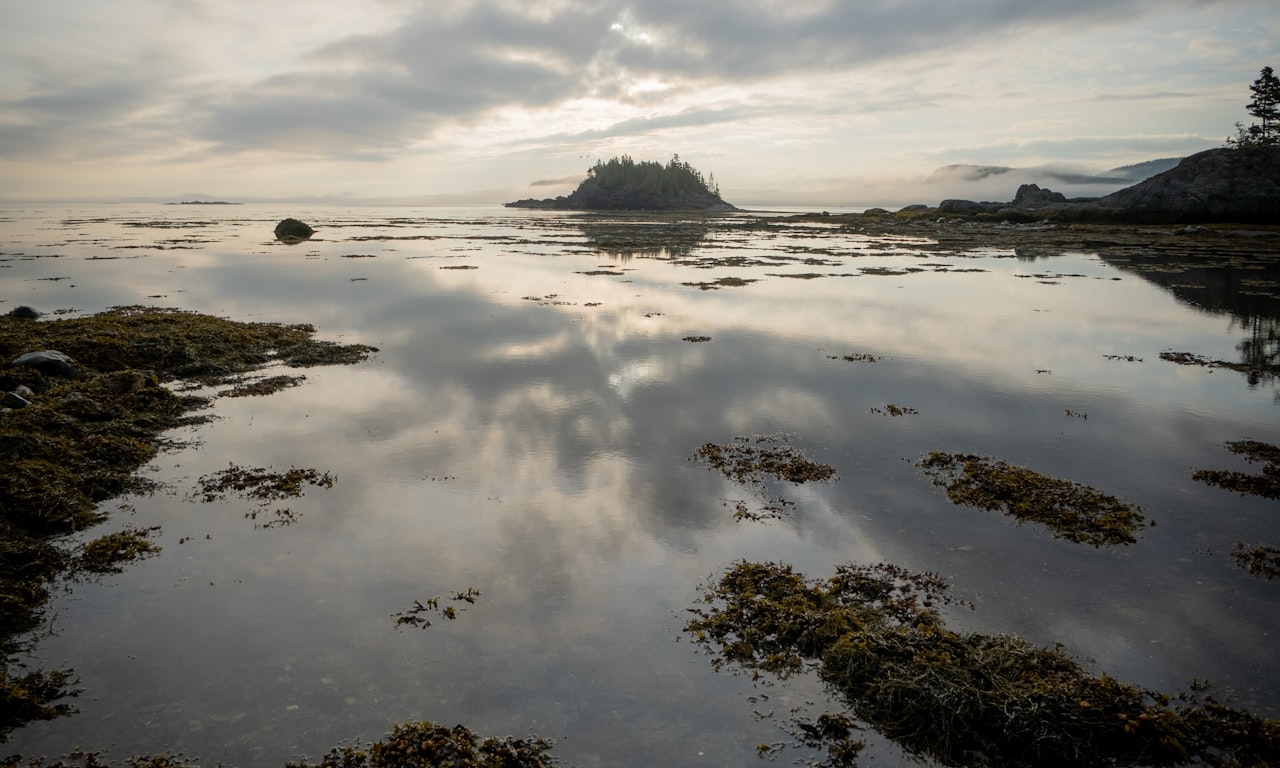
xmin=2 ymin=0 xmax=1277 ymax=207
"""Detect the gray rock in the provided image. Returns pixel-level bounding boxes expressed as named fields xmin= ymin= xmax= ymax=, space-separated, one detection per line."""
xmin=8 ymin=305 xmax=42 ymax=319
xmin=11 ymin=350 xmax=82 ymax=378
xmin=274 ymin=218 xmax=315 ymax=241
xmin=2 ymin=391 xmax=31 ymax=409
xmin=898 ymin=204 xmax=930 ymax=212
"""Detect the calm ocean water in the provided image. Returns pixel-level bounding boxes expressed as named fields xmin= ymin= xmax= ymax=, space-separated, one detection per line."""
xmin=2 ymin=204 xmax=1278 ymax=766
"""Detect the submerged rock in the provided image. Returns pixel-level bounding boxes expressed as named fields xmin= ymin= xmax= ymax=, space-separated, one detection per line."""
xmin=274 ymin=218 xmax=315 ymax=241
xmin=11 ymin=350 xmax=82 ymax=378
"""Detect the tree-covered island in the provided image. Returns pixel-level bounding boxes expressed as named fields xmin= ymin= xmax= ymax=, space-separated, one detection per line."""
xmin=506 ymin=154 xmax=737 ymax=211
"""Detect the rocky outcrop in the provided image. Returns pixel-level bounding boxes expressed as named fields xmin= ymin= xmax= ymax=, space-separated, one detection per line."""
xmin=933 ymin=148 xmax=1280 ymax=225
xmin=1078 ymin=147 xmax=1280 ymax=223
xmin=1011 ymin=184 xmax=1068 ymax=208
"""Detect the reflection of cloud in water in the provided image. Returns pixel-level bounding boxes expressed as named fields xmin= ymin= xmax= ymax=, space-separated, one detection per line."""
xmin=606 ymin=358 xmax=656 ymax=400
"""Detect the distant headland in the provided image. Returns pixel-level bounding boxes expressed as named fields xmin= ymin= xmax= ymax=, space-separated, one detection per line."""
xmin=506 ymin=155 xmax=737 ymax=212
xmin=165 ymin=201 xmax=242 ymax=205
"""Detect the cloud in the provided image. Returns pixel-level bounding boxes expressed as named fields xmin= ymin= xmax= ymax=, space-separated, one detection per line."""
xmin=0 ymin=0 xmax=1274 ymax=201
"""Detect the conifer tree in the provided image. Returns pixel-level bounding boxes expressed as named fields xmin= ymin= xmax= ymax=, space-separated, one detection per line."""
xmin=1230 ymin=66 xmax=1280 ymax=147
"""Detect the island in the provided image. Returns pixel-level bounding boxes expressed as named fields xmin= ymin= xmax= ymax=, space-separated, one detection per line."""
xmin=506 ymin=155 xmax=737 ymax=211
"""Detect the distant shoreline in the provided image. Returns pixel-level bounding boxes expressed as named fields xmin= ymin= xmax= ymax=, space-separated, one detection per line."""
xmin=165 ymin=201 xmax=242 ymax=205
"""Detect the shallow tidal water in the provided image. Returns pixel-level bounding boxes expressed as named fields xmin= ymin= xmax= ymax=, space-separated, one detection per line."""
xmin=1 ymin=205 xmax=1278 ymax=767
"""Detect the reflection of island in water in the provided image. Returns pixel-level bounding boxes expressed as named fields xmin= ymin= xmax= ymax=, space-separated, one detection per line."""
xmin=576 ymin=215 xmax=712 ymax=262
xmin=1099 ymin=247 xmax=1280 ymax=395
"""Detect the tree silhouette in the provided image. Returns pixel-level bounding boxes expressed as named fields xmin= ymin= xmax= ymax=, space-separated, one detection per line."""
xmin=1229 ymin=66 xmax=1280 ymax=148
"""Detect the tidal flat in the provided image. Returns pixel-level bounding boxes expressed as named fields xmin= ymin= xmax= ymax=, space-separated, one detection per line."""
xmin=1 ymin=205 xmax=1278 ymax=767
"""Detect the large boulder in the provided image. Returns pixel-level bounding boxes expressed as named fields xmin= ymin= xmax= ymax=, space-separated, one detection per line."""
xmin=274 ymin=218 xmax=315 ymax=242
xmin=7 ymin=305 xmax=42 ymax=319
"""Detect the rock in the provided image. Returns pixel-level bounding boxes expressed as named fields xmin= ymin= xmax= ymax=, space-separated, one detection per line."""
xmin=1011 ymin=184 xmax=1067 ymax=208
xmin=7 ymin=305 xmax=42 ymax=319
xmin=863 ymin=207 xmax=891 ymax=215
xmin=11 ymin=350 xmax=82 ymax=378
xmin=2 ymin=391 xmax=31 ymax=409
xmin=898 ymin=204 xmax=930 ymax=212
xmin=274 ymin=218 xmax=315 ymax=241
xmin=939 ymin=199 xmax=1000 ymax=215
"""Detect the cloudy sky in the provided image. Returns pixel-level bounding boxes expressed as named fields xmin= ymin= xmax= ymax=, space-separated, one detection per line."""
xmin=2 ymin=0 xmax=1277 ymax=207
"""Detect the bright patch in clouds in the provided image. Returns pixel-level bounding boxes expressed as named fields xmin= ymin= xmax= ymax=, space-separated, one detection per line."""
xmin=0 ymin=0 xmax=1276 ymax=205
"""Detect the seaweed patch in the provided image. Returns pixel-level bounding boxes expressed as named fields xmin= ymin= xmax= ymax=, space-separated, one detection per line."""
xmin=1230 ymin=543 xmax=1280 ymax=580
xmin=1192 ymin=440 xmax=1280 ymax=500
xmin=193 ymin=464 xmax=334 ymax=528
xmin=693 ymin=435 xmax=836 ymax=523
xmin=686 ymin=560 xmax=1280 ymax=768
xmin=392 ymin=588 xmax=483 ymax=629
xmin=868 ymin=404 xmax=917 ymax=416
xmin=917 ymin=452 xmax=1146 ymax=545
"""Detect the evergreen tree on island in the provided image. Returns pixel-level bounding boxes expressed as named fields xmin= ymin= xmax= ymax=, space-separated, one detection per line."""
xmin=1228 ymin=65 xmax=1280 ymax=148
xmin=506 ymin=154 xmax=737 ymax=211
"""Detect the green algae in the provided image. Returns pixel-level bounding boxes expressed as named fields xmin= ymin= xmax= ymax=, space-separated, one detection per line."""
xmin=917 ymin=452 xmax=1146 ymax=546
xmin=686 ymin=560 xmax=1280 ymax=768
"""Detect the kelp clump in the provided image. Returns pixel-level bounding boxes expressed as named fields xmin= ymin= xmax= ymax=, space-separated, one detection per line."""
xmin=693 ymin=435 xmax=837 ymax=523
xmin=686 ymin=561 xmax=1280 ymax=768
xmin=1231 ymin=543 xmax=1280 ymax=580
xmin=693 ymin=435 xmax=837 ymax=486
xmin=1192 ymin=440 xmax=1280 ymax=500
xmin=917 ymin=452 xmax=1145 ymax=546
xmin=285 ymin=721 xmax=559 ymax=768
